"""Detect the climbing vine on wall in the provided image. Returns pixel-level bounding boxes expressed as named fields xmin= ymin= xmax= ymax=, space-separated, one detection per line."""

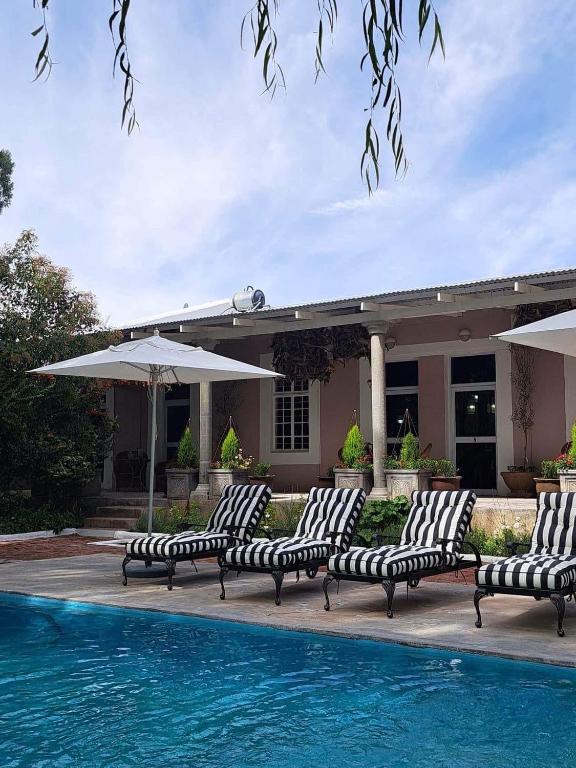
xmin=271 ymin=325 xmax=369 ymax=383
xmin=512 ymin=300 xmax=572 ymax=328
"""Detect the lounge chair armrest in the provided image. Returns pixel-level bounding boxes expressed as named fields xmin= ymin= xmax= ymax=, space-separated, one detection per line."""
xmin=435 ymin=537 xmax=482 ymax=569
xmin=505 ymin=540 xmax=529 ymax=556
xmin=225 ymin=524 xmax=244 ymax=547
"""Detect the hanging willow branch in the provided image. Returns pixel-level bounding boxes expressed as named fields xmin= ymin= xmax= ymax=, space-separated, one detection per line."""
xmin=28 ymin=1 xmax=444 ymax=189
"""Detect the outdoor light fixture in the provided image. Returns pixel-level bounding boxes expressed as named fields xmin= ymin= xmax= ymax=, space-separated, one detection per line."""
xmin=385 ymin=336 xmax=397 ymax=351
xmin=458 ymin=328 xmax=472 ymax=342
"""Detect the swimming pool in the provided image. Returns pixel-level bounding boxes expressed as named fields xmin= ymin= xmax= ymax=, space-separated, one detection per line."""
xmin=0 ymin=593 xmax=574 ymax=768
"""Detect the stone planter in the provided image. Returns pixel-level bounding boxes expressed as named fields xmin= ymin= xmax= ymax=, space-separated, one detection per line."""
xmin=248 ymin=474 xmax=275 ymax=491
xmin=384 ymin=469 xmax=433 ymax=499
xmin=430 ymin=476 xmax=462 ymax=492
xmin=559 ymin=471 xmax=576 ymax=492
xmin=208 ymin=469 xmax=249 ymax=499
xmin=166 ymin=468 xmax=199 ymax=501
xmin=535 ymin=477 xmax=561 ymax=494
xmin=317 ymin=475 xmax=335 ymax=489
xmin=500 ymin=471 xmax=537 ymax=497
xmin=333 ymin=468 xmax=373 ymax=494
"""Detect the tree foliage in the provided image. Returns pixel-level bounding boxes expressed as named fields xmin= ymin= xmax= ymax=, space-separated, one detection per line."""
xmin=342 ymin=423 xmax=366 ymax=468
xmin=0 ymin=231 xmax=119 ymax=501
xmin=0 ymin=149 xmax=14 ymax=214
xmin=28 ymin=1 xmax=444 ymax=191
xmin=220 ymin=427 xmax=240 ymax=469
xmin=176 ymin=425 xmax=198 ymax=469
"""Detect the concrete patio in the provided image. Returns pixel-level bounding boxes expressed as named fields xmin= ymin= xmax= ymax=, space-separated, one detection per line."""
xmin=1 ymin=551 xmax=575 ymax=667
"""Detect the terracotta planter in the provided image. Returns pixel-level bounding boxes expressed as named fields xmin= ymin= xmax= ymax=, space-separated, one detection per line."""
xmin=166 ymin=468 xmax=199 ymax=501
xmin=534 ymin=478 xmax=561 ymax=494
xmin=431 ymin=476 xmax=462 ymax=492
xmin=500 ymin=471 xmax=536 ymax=497
xmin=317 ymin=475 xmax=335 ymax=489
xmin=333 ymin=468 xmax=373 ymax=494
xmin=248 ymin=474 xmax=275 ymax=490
xmin=384 ymin=469 xmax=433 ymax=499
xmin=208 ymin=469 xmax=248 ymax=499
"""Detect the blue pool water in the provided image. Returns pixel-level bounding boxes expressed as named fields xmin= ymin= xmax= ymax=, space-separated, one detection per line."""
xmin=0 ymin=594 xmax=575 ymax=768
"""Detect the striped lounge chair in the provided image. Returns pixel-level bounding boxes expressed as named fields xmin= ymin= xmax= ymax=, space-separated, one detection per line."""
xmin=475 ymin=492 xmax=576 ymax=637
xmin=122 ymin=483 xmax=271 ymax=590
xmin=219 ymin=487 xmax=366 ymax=606
xmin=323 ymin=489 xmax=478 ymax=616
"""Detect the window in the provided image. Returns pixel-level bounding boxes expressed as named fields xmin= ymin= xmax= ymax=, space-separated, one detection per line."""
xmin=386 ymin=361 xmax=419 ymax=454
xmin=274 ymin=379 xmax=309 ymax=451
xmin=165 ymin=384 xmax=190 ymax=460
xmin=451 ymin=354 xmax=495 ymax=385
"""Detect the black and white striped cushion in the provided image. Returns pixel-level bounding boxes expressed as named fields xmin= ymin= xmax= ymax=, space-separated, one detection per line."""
xmin=329 ymin=544 xmax=457 ymax=578
xmin=205 ymin=483 xmax=271 ymax=543
xmin=126 ymin=484 xmax=270 ymax=559
xmin=294 ymin=487 xmax=366 ymax=551
xmin=477 ymin=553 xmax=576 ymax=591
xmin=400 ymin=490 xmax=476 ymax=555
xmin=225 ymin=537 xmax=331 ymax=568
xmin=126 ymin=531 xmax=230 ymax=558
xmin=530 ymin=492 xmax=576 ymax=555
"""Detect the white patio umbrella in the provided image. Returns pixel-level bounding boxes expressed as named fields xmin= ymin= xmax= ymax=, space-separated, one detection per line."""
xmin=30 ymin=331 xmax=280 ymax=534
xmin=493 ymin=308 xmax=576 ymax=357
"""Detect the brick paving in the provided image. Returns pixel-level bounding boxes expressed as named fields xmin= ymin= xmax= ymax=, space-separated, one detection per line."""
xmin=0 ymin=535 xmax=122 ymax=561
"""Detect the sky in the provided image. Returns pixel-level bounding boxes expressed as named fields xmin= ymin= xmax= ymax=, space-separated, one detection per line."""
xmin=2 ymin=1 xmax=576 ymax=326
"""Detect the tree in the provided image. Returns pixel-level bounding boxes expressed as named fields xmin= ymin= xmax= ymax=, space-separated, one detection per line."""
xmin=28 ymin=1 xmax=444 ymax=192
xmin=0 ymin=149 xmax=14 ymax=214
xmin=0 ymin=230 xmax=119 ymax=502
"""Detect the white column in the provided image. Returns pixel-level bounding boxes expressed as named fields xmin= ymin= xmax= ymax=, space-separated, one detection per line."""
xmin=366 ymin=324 xmax=388 ymax=498
xmin=191 ymin=340 xmax=216 ymax=499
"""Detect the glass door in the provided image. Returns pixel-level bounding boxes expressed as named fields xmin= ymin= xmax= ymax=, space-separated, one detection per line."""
xmin=451 ymin=355 xmax=497 ymax=492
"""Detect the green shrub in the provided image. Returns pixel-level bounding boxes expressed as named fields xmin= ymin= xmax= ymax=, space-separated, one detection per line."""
xmin=540 ymin=459 xmax=559 ymax=479
xmin=341 ymin=424 xmax=366 ymax=468
xmin=262 ymin=500 xmax=306 ymax=532
xmin=252 ymin=462 xmax=271 ymax=477
xmin=0 ymin=493 xmax=83 ymax=534
xmin=177 ymin=426 xmax=198 ymax=469
xmin=221 ymin=428 xmax=240 ymax=469
xmin=432 ymin=458 xmax=456 ymax=477
xmin=399 ymin=432 xmax=420 ymax=467
xmin=569 ymin=422 xmax=576 ymax=462
xmin=357 ymin=496 xmax=410 ymax=544
xmin=133 ymin=501 xmax=204 ymax=534
xmin=465 ymin=526 xmax=531 ymax=557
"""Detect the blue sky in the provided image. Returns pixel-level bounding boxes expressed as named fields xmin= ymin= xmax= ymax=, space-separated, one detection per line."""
xmin=2 ymin=1 xmax=576 ymax=325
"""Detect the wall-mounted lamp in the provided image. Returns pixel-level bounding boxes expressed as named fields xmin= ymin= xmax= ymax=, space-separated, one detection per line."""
xmin=458 ymin=328 xmax=472 ymax=343
xmin=384 ymin=336 xmax=397 ymax=351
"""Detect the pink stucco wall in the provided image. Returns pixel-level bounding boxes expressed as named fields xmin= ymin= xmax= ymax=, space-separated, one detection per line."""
xmin=513 ymin=349 xmax=566 ymax=468
xmin=113 ymin=386 xmax=148 ymax=455
xmin=418 ymin=355 xmax=446 ymax=457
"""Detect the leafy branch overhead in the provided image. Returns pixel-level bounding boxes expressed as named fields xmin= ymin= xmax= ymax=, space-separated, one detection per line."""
xmin=29 ymin=1 xmax=444 ymax=190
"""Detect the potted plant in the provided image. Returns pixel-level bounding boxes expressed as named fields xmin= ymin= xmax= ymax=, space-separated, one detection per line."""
xmin=249 ymin=462 xmax=275 ymax=489
xmin=166 ymin=426 xmax=199 ymax=501
xmin=208 ymin=427 xmax=252 ymax=498
xmin=501 ymin=346 xmax=536 ymax=496
xmin=384 ymin=432 xmax=433 ymax=499
xmin=558 ymin=423 xmax=576 ymax=491
xmin=430 ymin=459 xmax=462 ymax=492
xmin=534 ymin=459 xmax=561 ymax=494
xmin=333 ymin=423 xmax=373 ymax=493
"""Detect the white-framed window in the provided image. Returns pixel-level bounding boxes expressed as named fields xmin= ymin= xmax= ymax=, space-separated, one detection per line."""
xmin=274 ymin=379 xmax=310 ymax=451
xmin=386 ymin=360 xmax=419 ymax=454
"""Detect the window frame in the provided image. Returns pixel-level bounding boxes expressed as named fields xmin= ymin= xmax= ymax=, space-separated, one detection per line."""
xmin=385 ymin=361 xmax=419 ymax=450
xmin=273 ymin=378 xmax=310 ymax=453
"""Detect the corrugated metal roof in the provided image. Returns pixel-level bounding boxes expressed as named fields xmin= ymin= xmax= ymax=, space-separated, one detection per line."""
xmin=119 ymin=267 xmax=576 ymax=332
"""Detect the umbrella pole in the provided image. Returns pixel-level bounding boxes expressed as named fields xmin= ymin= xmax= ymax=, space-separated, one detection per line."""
xmin=147 ymin=370 xmax=159 ymax=535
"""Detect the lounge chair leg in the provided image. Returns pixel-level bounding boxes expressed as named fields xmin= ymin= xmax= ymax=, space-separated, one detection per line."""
xmin=382 ymin=579 xmax=396 ymax=618
xmin=323 ymin=574 xmax=336 ymax=611
xmin=190 ymin=560 xmax=198 ymax=573
xmin=122 ymin=555 xmax=131 ymax=586
xmin=219 ymin=566 xmax=229 ymax=600
xmin=550 ymin=593 xmax=566 ymax=637
xmin=295 ymin=570 xmax=300 ymax=583
xmin=271 ymin=570 xmax=284 ymax=606
xmin=165 ymin=559 xmax=176 ymax=590
xmin=474 ymin=588 xmax=491 ymax=628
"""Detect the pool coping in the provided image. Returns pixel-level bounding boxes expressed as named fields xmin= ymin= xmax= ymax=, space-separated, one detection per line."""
xmin=2 ymin=583 xmax=575 ymax=670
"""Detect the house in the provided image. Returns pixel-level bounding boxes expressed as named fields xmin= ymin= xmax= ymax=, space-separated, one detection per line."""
xmin=104 ymin=270 xmax=576 ymax=497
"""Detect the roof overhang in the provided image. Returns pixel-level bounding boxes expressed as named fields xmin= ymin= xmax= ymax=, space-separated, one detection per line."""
xmin=121 ymin=270 xmax=576 ymax=343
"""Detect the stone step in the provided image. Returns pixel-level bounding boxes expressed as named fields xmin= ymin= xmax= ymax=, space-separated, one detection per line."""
xmin=94 ymin=506 xmax=142 ymax=518
xmin=82 ymin=516 xmax=139 ymax=530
